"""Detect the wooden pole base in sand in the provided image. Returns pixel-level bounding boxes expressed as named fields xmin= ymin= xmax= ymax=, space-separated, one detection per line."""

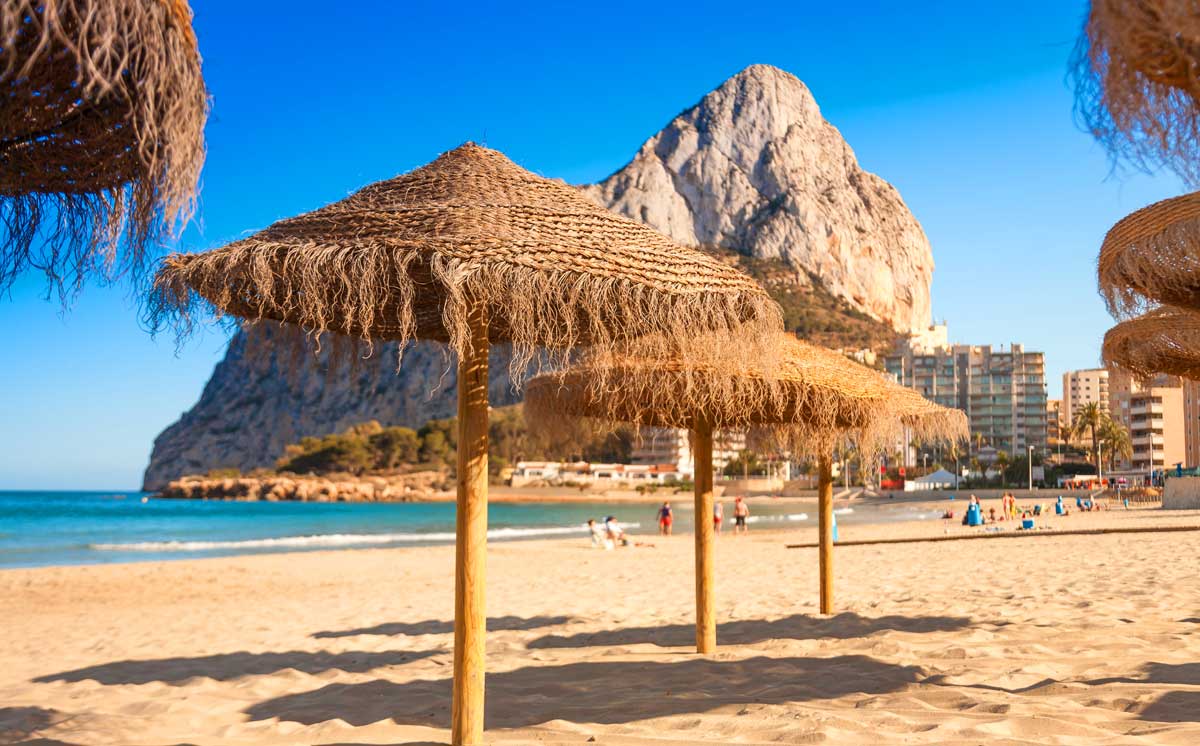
xmin=452 ymin=301 xmax=489 ymax=746
xmin=693 ymin=420 xmax=716 ymax=653
xmin=818 ymin=454 xmax=834 ymax=615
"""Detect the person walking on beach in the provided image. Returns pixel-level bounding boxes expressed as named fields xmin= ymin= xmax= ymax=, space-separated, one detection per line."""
xmin=714 ymin=500 xmax=724 ymax=535
xmin=733 ymin=496 xmax=750 ymax=534
xmin=657 ymin=501 xmax=674 ymax=535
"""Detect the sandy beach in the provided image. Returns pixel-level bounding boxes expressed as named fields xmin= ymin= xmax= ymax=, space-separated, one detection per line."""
xmin=3 ymin=505 xmax=1200 ymax=745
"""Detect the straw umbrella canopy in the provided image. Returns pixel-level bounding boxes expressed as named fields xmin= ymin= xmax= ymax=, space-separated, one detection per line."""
xmin=1 ymin=0 xmax=207 ymax=297
xmin=1097 ymin=190 xmax=1200 ymax=317
xmin=525 ymin=335 xmax=967 ymax=641
xmin=150 ymin=142 xmax=781 ymax=746
xmin=1103 ymin=304 xmax=1200 ymax=379
xmin=1072 ymin=0 xmax=1200 ymax=185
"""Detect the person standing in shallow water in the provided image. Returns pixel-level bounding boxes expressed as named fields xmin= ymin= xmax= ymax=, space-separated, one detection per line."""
xmin=713 ymin=500 xmax=724 ymax=535
xmin=733 ymin=496 xmax=750 ymax=534
xmin=657 ymin=501 xmax=674 ymax=535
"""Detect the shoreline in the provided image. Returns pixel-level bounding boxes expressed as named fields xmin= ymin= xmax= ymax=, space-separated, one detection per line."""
xmin=4 ymin=506 xmax=1200 ymax=744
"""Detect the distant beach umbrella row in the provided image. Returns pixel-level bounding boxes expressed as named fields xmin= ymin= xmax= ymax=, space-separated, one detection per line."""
xmin=0 ymin=0 xmax=207 ymax=298
xmin=1073 ymin=0 xmax=1200 ymax=186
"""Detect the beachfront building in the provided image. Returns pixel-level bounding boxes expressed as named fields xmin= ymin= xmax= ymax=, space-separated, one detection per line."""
xmin=1128 ymin=386 xmax=1185 ymax=472
xmin=1047 ymin=398 xmax=1065 ymax=449
xmin=1108 ymin=370 xmax=1189 ymax=471
xmin=1183 ymin=380 xmax=1200 ymax=470
xmin=884 ymin=328 xmax=1048 ymax=455
xmin=509 ymin=461 xmax=689 ymax=488
xmin=630 ymin=426 xmax=744 ymax=475
xmin=1062 ymin=368 xmax=1110 ymax=430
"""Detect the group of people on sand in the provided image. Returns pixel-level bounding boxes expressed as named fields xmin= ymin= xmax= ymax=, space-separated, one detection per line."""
xmin=587 ymin=497 xmax=752 ymax=549
xmin=587 ymin=515 xmax=629 ymax=549
xmin=655 ymin=497 xmax=751 ymax=537
xmin=949 ymin=492 xmax=1109 ymax=530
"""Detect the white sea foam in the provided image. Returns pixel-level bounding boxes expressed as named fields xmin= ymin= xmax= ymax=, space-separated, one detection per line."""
xmin=834 ymin=507 xmax=855 ymax=515
xmin=744 ymin=513 xmax=808 ymax=524
xmin=90 ymin=523 xmax=643 ymax=553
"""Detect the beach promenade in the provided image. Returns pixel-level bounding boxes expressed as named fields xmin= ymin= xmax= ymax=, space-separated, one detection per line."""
xmin=2 ymin=506 xmax=1199 ymax=745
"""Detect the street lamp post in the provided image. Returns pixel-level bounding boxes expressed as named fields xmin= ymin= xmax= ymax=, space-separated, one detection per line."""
xmin=1027 ymin=444 xmax=1033 ymax=491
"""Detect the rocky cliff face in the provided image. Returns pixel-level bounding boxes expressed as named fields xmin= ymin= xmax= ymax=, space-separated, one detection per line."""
xmin=581 ymin=64 xmax=932 ymax=333
xmin=142 ymin=64 xmax=933 ymax=489
xmin=142 ymin=329 xmax=522 ymax=490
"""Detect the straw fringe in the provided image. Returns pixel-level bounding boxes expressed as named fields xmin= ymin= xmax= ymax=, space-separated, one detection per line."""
xmin=1103 ymin=304 xmax=1200 ymax=380
xmin=524 ymin=335 xmax=968 ymax=461
xmin=1071 ymin=0 xmax=1200 ymax=185
xmin=1098 ymin=190 xmax=1200 ymax=317
xmin=0 ymin=0 xmax=207 ymax=299
xmin=150 ymin=144 xmax=781 ymax=386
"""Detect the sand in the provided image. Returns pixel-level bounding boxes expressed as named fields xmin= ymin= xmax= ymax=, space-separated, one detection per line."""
xmin=3 ymin=505 xmax=1200 ymax=745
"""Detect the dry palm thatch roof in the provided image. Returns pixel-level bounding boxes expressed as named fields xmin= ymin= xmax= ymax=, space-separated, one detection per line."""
xmin=151 ymin=143 xmax=782 ymax=383
xmin=1097 ymin=190 xmax=1200 ymax=316
xmin=524 ymin=335 xmax=968 ymax=457
xmin=1103 ymin=304 xmax=1200 ymax=379
xmin=1 ymin=0 xmax=207 ymax=298
xmin=1071 ymin=0 xmax=1200 ymax=185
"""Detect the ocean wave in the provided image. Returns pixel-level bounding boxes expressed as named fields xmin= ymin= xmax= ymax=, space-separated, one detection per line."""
xmin=744 ymin=513 xmax=808 ymax=523
xmin=834 ymin=507 xmax=854 ymax=515
xmin=89 ymin=523 xmax=642 ymax=552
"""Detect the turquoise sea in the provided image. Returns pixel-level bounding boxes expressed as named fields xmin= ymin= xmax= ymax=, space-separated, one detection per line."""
xmin=0 ymin=491 xmax=935 ymax=569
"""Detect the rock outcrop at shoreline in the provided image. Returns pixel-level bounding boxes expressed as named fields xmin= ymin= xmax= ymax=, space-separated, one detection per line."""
xmin=158 ymin=472 xmax=451 ymax=502
xmin=581 ymin=64 xmax=933 ymax=334
xmin=143 ymin=63 xmax=933 ymax=489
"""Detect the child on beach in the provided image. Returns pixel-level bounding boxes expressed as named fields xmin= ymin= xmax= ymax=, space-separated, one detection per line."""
xmin=733 ymin=496 xmax=750 ymax=534
xmin=657 ymin=502 xmax=674 ymax=535
xmin=587 ymin=519 xmax=613 ymax=550
xmin=604 ymin=515 xmax=628 ymax=546
xmin=714 ymin=501 xmax=724 ymax=534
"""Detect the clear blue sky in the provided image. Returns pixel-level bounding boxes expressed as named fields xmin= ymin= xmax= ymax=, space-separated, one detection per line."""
xmin=0 ymin=1 xmax=1184 ymax=489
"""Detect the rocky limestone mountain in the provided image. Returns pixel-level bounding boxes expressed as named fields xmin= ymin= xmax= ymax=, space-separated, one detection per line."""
xmin=581 ymin=64 xmax=932 ymax=333
xmin=142 ymin=330 xmax=524 ymax=491
xmin=142 ymin=64 xmax=932 ymax=489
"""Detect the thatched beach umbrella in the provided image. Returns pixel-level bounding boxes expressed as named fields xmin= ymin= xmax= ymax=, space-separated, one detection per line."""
xmin=1 ymin=0 xmax=207 ymax=296
xmin=1072 ymin=0 xmax=1200 ymax=184
xmin=1098 ymin=190 xmax=1200 ymax=317
xmin=151 ymin=143 xmax=781 ymax=746
xmin=1103 ymin=304 xmax=1200 ymax=379
xmin=525 ymin=335 xmax=967 ymax=642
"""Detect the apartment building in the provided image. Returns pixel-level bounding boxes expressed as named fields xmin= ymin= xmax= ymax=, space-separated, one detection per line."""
xmin=1062 ymin=368 xmax=1110 ymax=429
xmin=884 ymin=333 xmax=1048 ymax=453
xmin=1047 ymin=398 xmax=1064 ymax=446
xmin=1109 ymin=370 xmax=1188 ymax=471
xmin=630 ymin=426 xmax=745 ymax=476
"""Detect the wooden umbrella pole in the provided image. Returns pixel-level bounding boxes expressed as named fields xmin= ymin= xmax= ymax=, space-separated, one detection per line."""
xmin=451 ymin=300 xmax=489 ymax=746
xmin=693 ymin=419 xmax=716 ymax=653
xmin=818 ymin=454 xmax=834 ymax=615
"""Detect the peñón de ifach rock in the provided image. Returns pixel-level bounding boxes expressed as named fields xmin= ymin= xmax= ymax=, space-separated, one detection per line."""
xmin=581 ymin=63 xmax=932 ymax=333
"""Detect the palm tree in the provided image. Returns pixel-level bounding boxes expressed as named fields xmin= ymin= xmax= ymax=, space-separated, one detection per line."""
xmin=971 ymin=432 xmax=986 ymax=457
xmin=995 ymin=450 xmax=1010 ymax=487
xmin=945 ymin=441 xmax=964 ymax=489
xmin=1070 ymin=402 xmax=1104 ymax=468
xmin=1099 ymin=415 xmax=1132 ymax=471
